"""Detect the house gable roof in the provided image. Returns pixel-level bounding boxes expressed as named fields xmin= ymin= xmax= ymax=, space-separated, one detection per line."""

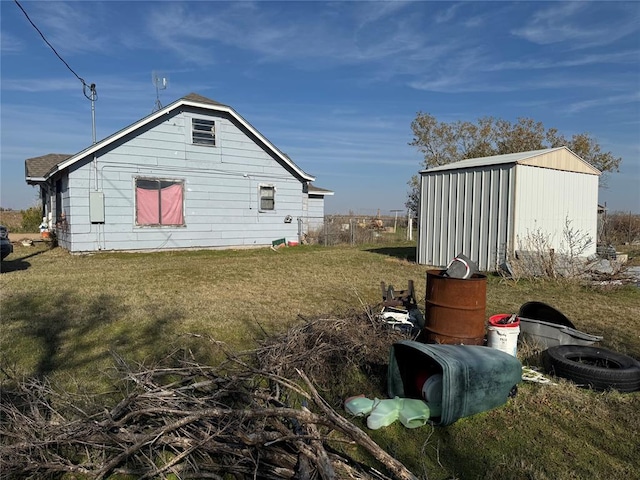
xmin=419 ymin=147 xmax=601 ymax=176
xmin=30 ymin=93 xmax=315 ymax=183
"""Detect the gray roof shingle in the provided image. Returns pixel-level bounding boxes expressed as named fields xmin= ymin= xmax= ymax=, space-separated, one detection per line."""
xmin=181 ymin=93 xmax=225 ymax=107
xmin=25 ymin=153 xmax=72 ymax=179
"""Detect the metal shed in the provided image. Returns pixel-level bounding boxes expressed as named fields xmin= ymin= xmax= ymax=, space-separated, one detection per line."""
xmin=416 ymin=147 xmax=601 ymax=271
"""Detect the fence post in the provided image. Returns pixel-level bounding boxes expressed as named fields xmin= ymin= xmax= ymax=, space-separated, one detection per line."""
xmin=350 ymin=218 xmax=354 ymax=245
xmin=324 ymin=221 xmax=328 ymax=246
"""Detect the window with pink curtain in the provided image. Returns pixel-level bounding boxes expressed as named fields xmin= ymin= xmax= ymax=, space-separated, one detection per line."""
xmin=136 ymin=178 xmax=184 ymax=226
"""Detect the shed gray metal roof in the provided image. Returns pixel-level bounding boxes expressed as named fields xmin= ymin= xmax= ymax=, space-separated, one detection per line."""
xmin=419 ymin=147 xmax=600 ymax=176
xmin=25 ymin=153 xmax=73 ymax=183
xmin=26 ymin=93 xmax=315 ymax=184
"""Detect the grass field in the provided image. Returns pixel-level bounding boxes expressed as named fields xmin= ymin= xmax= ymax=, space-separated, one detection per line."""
xmin=1 ymin=241 xmax=639 ymax=479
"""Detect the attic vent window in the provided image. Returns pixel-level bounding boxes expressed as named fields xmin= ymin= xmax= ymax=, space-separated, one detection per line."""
xmin=192 ymin=118 xmax=216 ymax=146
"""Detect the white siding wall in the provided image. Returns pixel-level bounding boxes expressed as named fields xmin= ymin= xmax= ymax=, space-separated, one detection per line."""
xmin=417 ymin=165 xmax=514 ymax=271
xmin=306 ymin=195 xmax=325 ymax=231
xmin=63 ymin=108 xmax=304 ymax=252
xmin=513 ymin=165 xmax=598 ymax=256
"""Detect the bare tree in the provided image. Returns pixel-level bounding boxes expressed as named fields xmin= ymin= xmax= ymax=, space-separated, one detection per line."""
xmin=407 ymin=114 xmax=622 ymax=212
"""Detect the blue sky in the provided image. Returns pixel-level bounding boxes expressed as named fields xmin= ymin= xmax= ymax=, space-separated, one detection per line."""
xmin=1 ymin=1 xmax=639 ymax=215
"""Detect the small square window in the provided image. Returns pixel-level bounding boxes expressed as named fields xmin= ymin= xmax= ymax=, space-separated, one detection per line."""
xmin=192 ymin=118 xmax=216 ymax=146
xmin=259 ymin=185 xmax=275 ymax=211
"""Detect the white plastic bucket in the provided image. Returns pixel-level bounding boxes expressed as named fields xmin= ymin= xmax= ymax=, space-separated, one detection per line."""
xmin=421 ymin=374 xmax=443 ymax=417
xmin=487 ymin=325 xmax=520 ymax=356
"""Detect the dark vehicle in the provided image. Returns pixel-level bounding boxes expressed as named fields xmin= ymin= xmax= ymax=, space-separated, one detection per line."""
xmin=0 ymin=225 xmax=13 ymax=260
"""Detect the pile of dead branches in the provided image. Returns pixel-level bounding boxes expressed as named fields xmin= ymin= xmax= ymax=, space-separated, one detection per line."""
xmin=257 ymin=312 xmax=406 ymax=389
xmin=0 ymin=315 xmax=415 ymax=479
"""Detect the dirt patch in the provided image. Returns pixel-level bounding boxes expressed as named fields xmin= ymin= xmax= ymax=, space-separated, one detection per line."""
xmin=8 ymin=233 xmax=42 ymax=243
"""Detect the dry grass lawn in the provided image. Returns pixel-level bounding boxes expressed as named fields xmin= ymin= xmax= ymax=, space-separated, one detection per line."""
xmin=1 ymin=241 xmax=639 ymax=479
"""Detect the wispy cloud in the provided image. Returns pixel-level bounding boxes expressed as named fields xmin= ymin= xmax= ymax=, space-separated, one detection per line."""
xmin=511 ymin=2 xmax=639 ymax=48
xmin=486 ymin=50 xmax=640 ymax=72
xmin=0 ymin=32 xmax=23 ymax=53
xmin=144 ymin=2 xmax=429 ymax=68
xmin=408 ymin=75 xmax=516 ymax=93
xmin=139 ymin=2 xmax=492 ymax=94
xmin=351 ymin=0 xmax=412 ymax=28
xmin=405 ymin=43 xmax=512 ymax=93
xmin=22 ymin=2 xmax=113 ymax=55
xmin=1 ymin=78 xmax=78 ymax=92
xmin=434 ymin=3 xmax=461 ymax=24
xmin=144 ymin=3 xmax=287 ymax=65
xmin=566 ymin=92 xmax=640 ymax=114
xmin=1 ymin=103 xmax=95 ymax=154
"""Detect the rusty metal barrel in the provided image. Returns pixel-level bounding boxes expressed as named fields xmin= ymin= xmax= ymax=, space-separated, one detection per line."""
xmin=424 ymin=269 xmax=487 ymax=345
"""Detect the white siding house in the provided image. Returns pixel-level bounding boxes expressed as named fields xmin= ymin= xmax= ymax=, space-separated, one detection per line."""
xmin=416 ymin=147 xmax=600 ymax=271
xmin=25 ymin=93 xmax=331 ymax=253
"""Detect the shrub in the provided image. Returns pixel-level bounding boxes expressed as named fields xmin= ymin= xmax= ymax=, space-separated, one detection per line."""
xmin=602 ymin=211 xmax=640 ymax=245
xmin=20 ymin=207 xmax=43 ymax=233
xmin=504 ymin=218 xmax=593 ymax=280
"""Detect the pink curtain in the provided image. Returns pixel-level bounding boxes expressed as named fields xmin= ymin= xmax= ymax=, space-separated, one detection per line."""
xmin=160 ymin=184 xmax=183 ymax=225
xmin=136 ymin=183 xmax=183 ymax=225
xmin=136 ymin=187 xmax=159 ymax=224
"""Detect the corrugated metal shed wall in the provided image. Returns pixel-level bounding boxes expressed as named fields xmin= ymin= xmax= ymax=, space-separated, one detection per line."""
xmin=513 ymin=165 xmax=598 ymax=256
xmin=417 ymin=164 xmax=514 ymax=271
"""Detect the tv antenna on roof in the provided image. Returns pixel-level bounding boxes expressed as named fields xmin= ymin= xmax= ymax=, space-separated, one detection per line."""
xmin=152 ymin=71 xmax=168 ymax=112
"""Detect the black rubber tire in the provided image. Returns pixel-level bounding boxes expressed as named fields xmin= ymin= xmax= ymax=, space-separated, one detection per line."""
xmin=542 ymin=345 xmax=640 ymax=393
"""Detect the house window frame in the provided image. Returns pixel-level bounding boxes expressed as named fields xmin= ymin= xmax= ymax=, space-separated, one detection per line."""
xmin=191 ymin=117 xmax=216 ymax=147
xmin=259 ymin=184 xmax=276 ymax=212
xmin=134 ymin=176 xmax=186 ymax=227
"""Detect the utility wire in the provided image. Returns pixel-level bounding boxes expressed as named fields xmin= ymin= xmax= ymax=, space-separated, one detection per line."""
xmin=13 ymin=0 xmax=96 ymax=101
